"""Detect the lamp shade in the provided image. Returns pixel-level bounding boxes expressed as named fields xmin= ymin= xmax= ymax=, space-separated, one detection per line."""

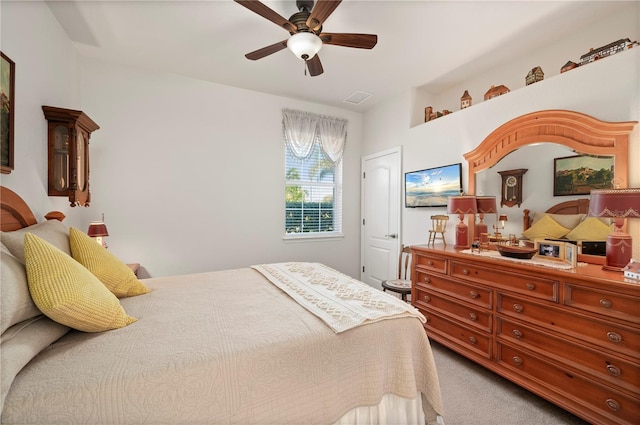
xmin=498 ymin=214 xmax=508 ymax=222
xmin=475 ymin=196 xmax=497 ymax=214
xmin=589 ymin=188 xmax=640 ymax=271
xmin=287 ymin=32 xmax=323 ymax=60
xmin=589 ymin=188 xmax=640 ymax=218
xmin=87 ymin=221 xmax=109 ymax=238
xmin=447 ymin=196 xmax=478 ymax=215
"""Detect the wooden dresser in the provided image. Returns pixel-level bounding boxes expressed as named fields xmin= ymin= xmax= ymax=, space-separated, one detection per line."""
xmin=411 ymin=244 xmax=640 ymax=425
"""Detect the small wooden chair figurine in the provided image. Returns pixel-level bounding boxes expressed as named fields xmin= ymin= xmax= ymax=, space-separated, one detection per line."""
xmin=381 ymin=245 xmax=412 ymax=302
xmin=428 ymin=215 xmax=448 ymax=246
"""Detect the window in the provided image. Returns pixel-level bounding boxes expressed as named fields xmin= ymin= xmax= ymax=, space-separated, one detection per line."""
xmin=282 ymin=109 xmax=346 ymax=239
xmin=285 ymin=142 xmax=342 ymax=237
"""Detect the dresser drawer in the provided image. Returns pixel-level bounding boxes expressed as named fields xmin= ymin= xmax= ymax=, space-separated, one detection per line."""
xmin=422 ymin=310 xmax=491 ymax=359
xmin=450 ymin=260 xmax=558 ymax=302
xmin=498 ymin=294 xmax=640 ymax=359
xmin=497 ymin=317 xmax=640 ymax=394
xmin=414 ymin=270 xmax=492 ymax=308
xmin=415 ymin=287 xmax=491 ymax=332
xmin=497 ymin=343 xmax=640 ymax=425
xmin=413 ymin=251 xmax=448 ymax=274
xmin=564 ymin=283 xmax=640 ymax=324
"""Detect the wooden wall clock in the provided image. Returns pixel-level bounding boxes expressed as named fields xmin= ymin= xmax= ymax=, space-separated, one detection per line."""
xmin=498 ymin=169 xmax=528 ymax=207
xmin=43 ymin=106 xmax=99 ymax=207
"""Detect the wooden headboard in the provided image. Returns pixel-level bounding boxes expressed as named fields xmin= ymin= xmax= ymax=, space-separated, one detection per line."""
xmin=522 ymin=199 xmax=590 ymax=231
xmin=1 ymin=186 xmax=38 ymax=231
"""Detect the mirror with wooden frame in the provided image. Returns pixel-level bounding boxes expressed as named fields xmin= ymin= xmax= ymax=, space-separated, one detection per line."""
xmin=43 ymin=106 xmax=99 ymax=207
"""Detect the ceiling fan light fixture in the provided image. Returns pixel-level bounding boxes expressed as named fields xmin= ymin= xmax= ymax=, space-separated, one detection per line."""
xmin=287 ymin=32 xmax=322 ymax=61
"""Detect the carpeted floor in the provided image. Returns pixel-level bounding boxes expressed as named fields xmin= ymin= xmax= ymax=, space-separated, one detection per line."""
xmin=429 ymin=341 xmax=591 ymax=425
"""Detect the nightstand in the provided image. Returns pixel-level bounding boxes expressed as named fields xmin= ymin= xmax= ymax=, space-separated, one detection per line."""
xmin=127 ymin=263 xmax=140 ymax=277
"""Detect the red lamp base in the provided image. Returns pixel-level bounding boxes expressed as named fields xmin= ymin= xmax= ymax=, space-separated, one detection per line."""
xmin=603 ymin=231 xmax=632 ymax=272
xmin=455 ymin=221 xmax=470 ymax=249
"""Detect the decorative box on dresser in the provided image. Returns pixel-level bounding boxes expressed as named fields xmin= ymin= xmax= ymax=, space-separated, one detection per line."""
xmin=411 ymin=244 xmax=640 ymax=425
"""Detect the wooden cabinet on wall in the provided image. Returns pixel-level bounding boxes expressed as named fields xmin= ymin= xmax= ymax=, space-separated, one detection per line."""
xmin=411 ymin=245 xmax=640 ymax=425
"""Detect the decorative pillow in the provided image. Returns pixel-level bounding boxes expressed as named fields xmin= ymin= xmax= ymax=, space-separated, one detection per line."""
xmin=1 ymin=243 xmax=41 ymax=334
xmin=532 ymin=213 xmax=585 ymax=231
xmin=1 ymin=219 xmax=70 ymax=264
xmin=565 ymin=217 xmax=612 ymax=241
xmin=522 ymin=214 xmax=570 ymax=240
xmin=69 ymin=227 xmax=149 ymax=298
xmin=0 ymin=316 xmax=69 ymax=413
xmin=24 ymin=233 xmax=137 ymax=333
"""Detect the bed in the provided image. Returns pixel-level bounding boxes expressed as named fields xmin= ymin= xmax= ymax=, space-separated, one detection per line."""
xmin=0 ymin=186 xmax=444 ymax=425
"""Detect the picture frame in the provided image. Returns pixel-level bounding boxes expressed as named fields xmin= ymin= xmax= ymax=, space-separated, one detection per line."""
xmin=1 ymin=51 xmax=15 ymax=174
xmin=564 ymin=242 xmax=578 ymax=268
xmin=553 ymin=154 xmax=614 ymax=196
xmin=534 ymin=239 xmax=565 ymax=262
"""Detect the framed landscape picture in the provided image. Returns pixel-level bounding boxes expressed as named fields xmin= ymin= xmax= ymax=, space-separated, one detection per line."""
xmin=1 ymin=51 xmax=15 ymax=174
xmin=553 ymin=154 xmax=614 ymax=196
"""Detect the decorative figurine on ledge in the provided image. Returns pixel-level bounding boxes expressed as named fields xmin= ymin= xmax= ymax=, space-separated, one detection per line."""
xmin=484 ymin=85 xmax=510 ymax=101
xmin=460 ymin=90 xmax=472 ymax=109
xmin=525 ymin=66 xmax=544 ymax=85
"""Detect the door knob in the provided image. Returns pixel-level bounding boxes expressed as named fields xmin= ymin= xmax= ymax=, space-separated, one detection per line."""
xmin=385 ymin=234 xmax=398 ymax=238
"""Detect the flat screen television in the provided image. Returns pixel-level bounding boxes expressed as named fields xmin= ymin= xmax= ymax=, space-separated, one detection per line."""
xmin=405 ymin=163 xmax=463 ymax=208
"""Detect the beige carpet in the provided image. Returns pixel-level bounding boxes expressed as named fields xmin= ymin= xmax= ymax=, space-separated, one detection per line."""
xmin=430 ymin=341 xmax=591 ymax=425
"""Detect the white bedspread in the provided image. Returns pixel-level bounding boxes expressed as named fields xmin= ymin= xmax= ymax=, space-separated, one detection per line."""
xmin=2 ymin=266 xmax=443 ymax=424
xmin=252 ymin=262 xmax=426 ymax=333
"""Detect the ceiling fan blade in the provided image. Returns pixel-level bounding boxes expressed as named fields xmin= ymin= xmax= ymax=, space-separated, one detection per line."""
xmin=234 ymin=1 xmax=296 ymax=33
xmin=320 ymin=33 xmax=378 ymax=49
xmin=306 ymin=0 xmax=342 ymax=31
xmin=306 ymin=55 xmax=324 ymax=76
xmin=245 ymin=40 xmax=288 ymax=60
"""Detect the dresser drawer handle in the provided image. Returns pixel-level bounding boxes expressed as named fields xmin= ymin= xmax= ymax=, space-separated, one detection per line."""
xmin=513 ymin=303 xmax=524 ymax=313
xmin=469 ymin=291 xmax=479 ymax=299
xmin=424 ymin=315 xmax=429 ymax=323
xmin=462 ymin=269 xmax=470 ymax=275
xmin=427 ymin=260 xmax=434 ymax=266
xmin=468 ymin=336 xmax=477 ymax=345
xmin=605 ymin=399 xmax=620 ymax=412
xmin=423 ymin=277 xmax=431 ymax=284
xmin=468 ymin=312 xmax=478 ymax=321
xmin=525 ymin=283 xmax=536 ymax=290
xmin=607 ymin=332 xmax=622 ymax=343
xmin=512 ymin=329 xmax=523 ymax=339
xmin=600 ymin=298 xmax=612 ymax=308
xmin=423 ymin=295 xmax=431 ymax=303
xmin=606 ymin=365 xmax=621 ymax=377
xmin=512 ymin=356 xmax=523 ymax=366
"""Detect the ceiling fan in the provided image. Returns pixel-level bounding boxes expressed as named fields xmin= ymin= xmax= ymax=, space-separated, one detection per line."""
xmin=234 ymin=0 xmax=378 ymax=76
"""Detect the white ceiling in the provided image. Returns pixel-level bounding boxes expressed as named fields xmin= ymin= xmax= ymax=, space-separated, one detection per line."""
xmin=45 ymin=0 xmax=631 ymax=112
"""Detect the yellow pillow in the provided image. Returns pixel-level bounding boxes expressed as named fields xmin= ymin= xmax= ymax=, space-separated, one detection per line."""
xmin=69 ymin=227 xmax=149 ymax=298
xmin=565 ymin=217 xmax=611 ymax=241
xmin=522 ymin=214 xmax=570 ymax=240
xmin=24 ymin=233 xmax=137 ymax=332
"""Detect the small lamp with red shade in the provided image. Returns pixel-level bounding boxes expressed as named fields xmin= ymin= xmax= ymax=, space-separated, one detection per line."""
xmin=475 ymin=196 xmax=497 ymax=238
xmin=589 ymin=187 xmax=640 ymax=271
xmin=87 ymin=214 xmax=109 ymax=248
xmin=447 ymin=195 xmax=477 ymax=249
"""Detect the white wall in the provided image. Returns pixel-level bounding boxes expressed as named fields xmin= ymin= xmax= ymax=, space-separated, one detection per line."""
xmin=2 ymin=1 xmax=364 ymax=279
xmin=0 ymin=1 xmax=81 ymax=215
xmin=363 ymin=7 xmax=640 ymax=256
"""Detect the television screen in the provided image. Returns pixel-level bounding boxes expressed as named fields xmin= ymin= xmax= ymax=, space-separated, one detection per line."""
xmin=405 ymin=163 xmax=463 ymax=207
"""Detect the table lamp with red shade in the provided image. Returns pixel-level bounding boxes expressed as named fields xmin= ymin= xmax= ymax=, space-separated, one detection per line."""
xmin=447 ymin=195 xmax=477 ymax=249
xmin=589 ymin=188 xmax=640 ymax=271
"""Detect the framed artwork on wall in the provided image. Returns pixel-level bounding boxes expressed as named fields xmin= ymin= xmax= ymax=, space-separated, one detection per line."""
xmin=1 ymin=51 xmax=15 ymax=174
xmin=553 ymin=154 xmax=614 ymax=196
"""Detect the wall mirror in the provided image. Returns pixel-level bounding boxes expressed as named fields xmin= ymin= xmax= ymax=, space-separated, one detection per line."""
xmin=464 ymin=109 xmax=636 ymax=236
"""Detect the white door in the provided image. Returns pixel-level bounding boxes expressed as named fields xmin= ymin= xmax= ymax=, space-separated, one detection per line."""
xmin=360 ymin=147 xmax=401 ymax=288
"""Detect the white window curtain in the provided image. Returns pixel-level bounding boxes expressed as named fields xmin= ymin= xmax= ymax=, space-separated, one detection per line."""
xmin=282 ymin=109 xmax=347 ymax=163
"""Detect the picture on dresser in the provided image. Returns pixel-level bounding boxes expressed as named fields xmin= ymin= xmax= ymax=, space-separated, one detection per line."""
xmin=553 ymin=154 xmax=614 ymax=196
xmin=534 ymin=239 xmax=565 ymax=261
xmin=564 ymin=242 xmax=577 ymax=268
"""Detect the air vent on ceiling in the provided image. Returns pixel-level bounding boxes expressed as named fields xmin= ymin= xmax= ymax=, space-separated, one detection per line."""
xmin=343 ymin=91 xmax=373 ymax=105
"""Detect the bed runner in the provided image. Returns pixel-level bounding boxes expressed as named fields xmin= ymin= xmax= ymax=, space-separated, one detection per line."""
xmin=252 ymin=262 xmax=425 ymax=333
